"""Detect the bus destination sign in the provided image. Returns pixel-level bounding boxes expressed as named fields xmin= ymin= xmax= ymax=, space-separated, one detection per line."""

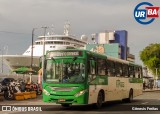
xmin=47 ymin=51 xmax=81 ymax=58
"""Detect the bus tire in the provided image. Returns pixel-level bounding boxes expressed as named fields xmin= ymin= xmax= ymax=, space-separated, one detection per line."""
xmin=61 ymin=104 xmax=70 ymax=107
xmin=127 ymin=89 xmax=133 ymax=103
xmin=94 ymin=91 xmax=103 ymax=108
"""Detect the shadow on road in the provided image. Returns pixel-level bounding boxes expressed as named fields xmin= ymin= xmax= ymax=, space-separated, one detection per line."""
xmin=44 ymin=100 xmax=141 ymax=111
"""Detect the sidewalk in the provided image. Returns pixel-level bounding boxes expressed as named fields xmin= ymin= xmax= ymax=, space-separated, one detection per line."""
xmin=143 ymin=88 xmax=160 ymax=92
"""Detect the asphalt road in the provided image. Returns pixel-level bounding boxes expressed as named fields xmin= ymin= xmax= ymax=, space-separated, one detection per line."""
xmin=1 ymin=91 xmax=160 ymax=114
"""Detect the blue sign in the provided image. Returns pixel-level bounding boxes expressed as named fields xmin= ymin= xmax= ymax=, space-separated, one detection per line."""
xmin=134 ymin=2 xmax=158 ymax=25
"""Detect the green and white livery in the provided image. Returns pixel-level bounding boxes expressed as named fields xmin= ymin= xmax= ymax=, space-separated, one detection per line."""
xmin=42 ymin=49 xmax=143 ymax=108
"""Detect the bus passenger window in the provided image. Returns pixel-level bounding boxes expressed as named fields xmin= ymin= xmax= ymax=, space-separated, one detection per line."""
xmin=115 ymin=63 xmax=123 ymax=77
xmin=97 ymin=59 xmax=106 ymax=76
xmin=138 ymin=67 xmax=142 ymax=78
xmin=120 ymin=68 xmax=123 ymax=76
xmin=135 ymin=67 xmax=139 ymax=78
xmin=123 ymin=64 xmax=129 ymax=77
xmin=129 ymin=66 xmax=135 ymax=78
xmin=107 ymin=60 xmax=115 ymax=77
xmin=128 ymin=66 xmax=131 ymax=77
xmin=133 ymin=67 xmax=135 ymax=78
xmin=89 ymin=60 xmax=96 ymax=75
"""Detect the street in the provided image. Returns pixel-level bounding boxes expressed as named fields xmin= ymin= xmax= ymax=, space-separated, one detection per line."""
xmin=0 ymin=91 xmax=160 ymax=114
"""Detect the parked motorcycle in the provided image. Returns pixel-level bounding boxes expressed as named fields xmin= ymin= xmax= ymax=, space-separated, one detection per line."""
xmin=25 ymin=81 xmax=42 ymax=95
xmin=3 ymin=80 xmax=22 ymax=100
xmin=17 ymin=78 xmax=26 ymax=92
xmin=34 ymin=82 xmax=42 ymax=95
xmin=4 ymin=82 xmax=15 ymax=100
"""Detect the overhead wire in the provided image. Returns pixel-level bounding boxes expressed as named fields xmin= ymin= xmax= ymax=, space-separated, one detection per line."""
xmin=0 ymin=30 xmax=30 ymax=35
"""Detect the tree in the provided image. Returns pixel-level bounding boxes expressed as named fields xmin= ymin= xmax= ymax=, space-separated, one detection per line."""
xmin=140 ymin=43 xmax=160 ymax=78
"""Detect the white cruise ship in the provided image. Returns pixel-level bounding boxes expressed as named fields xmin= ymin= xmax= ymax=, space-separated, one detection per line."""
xmin=3 ymin=23 xmax=87 ymax=72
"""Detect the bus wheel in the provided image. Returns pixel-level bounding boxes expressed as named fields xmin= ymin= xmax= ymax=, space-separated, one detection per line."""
xmin=61 ymin=104 xmax=70 ymax=107
xmin=128 ymin=90 xmax=133 ymax=103
xmin=95 ymin=91 xmax=103 ymax=108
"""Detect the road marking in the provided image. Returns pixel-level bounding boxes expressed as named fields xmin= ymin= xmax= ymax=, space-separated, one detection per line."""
xmin=141 ymin=102 xmax=148 ymax=104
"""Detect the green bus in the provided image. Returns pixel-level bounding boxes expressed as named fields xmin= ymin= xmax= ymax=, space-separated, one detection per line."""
xmin=42 ymin=49 xmax=143 ymax=108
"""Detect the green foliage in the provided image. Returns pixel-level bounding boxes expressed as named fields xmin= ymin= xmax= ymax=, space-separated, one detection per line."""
xmin=140 ymin=43 xmax=160 ymax=77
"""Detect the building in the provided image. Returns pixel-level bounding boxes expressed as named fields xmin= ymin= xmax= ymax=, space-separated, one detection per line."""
xmin=86 ymin=30 xmax=135 ymax=62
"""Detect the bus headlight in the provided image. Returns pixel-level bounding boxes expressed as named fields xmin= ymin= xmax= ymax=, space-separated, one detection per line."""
xmin=43 ymin=89 xmax=50 ymax=96
xmin=75 ymin=89 xmax=88 ymax=97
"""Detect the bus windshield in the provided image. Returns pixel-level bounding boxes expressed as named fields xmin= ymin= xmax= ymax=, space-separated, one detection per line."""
xmin=44 ymin=58 xmax=85 ymax=84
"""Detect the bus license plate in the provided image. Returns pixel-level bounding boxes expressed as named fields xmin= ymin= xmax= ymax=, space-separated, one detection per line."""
xmin=58 ymin=99 xmax=65 ymax=102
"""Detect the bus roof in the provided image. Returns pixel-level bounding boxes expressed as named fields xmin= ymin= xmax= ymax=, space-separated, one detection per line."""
xmin=128 ymin=61 xmax=142 ymax=67
xmin=47 ymin=49 xmax=142 ymax=67
xmin=107 ymin=56 xmax=129 ymax=64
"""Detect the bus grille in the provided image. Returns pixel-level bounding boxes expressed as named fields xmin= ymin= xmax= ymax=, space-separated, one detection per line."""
xmin=48 ymin=86 xmax=77 ymax=92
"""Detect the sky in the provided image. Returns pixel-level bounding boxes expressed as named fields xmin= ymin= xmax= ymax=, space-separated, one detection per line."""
xmin=0 ymin=0 xmax=159 ymax=67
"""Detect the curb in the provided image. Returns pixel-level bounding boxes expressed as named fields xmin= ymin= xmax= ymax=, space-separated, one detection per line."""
xmin=143 ymin=89 xmax=160 ymax=92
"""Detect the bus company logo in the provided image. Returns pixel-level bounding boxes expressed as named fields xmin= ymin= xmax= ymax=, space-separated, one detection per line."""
xmin=134 ymin=2 xmax=159 ymax=25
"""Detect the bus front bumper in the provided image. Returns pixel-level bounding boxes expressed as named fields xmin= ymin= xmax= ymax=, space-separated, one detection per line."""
xmin=43 ymin=94 xmax=87 ymax=104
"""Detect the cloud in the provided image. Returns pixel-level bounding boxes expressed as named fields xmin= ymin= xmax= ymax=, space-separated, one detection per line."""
xmin=0 ymin=0 xmax=159 ymax=65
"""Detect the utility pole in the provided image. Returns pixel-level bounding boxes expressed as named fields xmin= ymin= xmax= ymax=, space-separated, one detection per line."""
xmin=31 ymin=28 xmax=37 ymax=70
xmin=41 ymin=26 xmax=48 ymax=79
xmin=1 ymin=48 xmax=3 ymax=73
xmin=155 ymin=68 xmax=158 ymax=88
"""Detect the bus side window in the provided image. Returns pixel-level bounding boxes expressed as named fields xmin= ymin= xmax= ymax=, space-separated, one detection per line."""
xmin=118 ymin=63 xmax=122 ymax=76
xmin=97 ymin=59 xmax=106 ymax=76
xmin=124 ymin=64 xmax=129 ymax=77
xmin=89 ymin=59 xmax=96 ymax=75
xmin=138 ymin=67 xmax=142 ymax=78
xmin=106 ymin=60 xmax=111 ymax=76
xmin=135 ymin=67 xmax=139 ymax=78
xmin=129 ymin=66 xmax=135 ymax=78
xmin=119 ymin=63 xmax=123 ymax=77
xmin=133 ymin=66 xmax=135 ymax=78
xmin=128 ymin=66 xmax=132 ymax=77
xmin=114 ymin=62 xmax=118 ymax=76
xmin=107 ymin=60 xmax=115 ymax=77
xmin=115 ymin=62 xmax=123 ymax=77
xmin=88 ymin=59 xmax=97 ymax=84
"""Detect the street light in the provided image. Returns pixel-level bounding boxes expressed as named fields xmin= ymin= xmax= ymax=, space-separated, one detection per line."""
xmin=28 ymin=28 xmax=39 ymax=84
